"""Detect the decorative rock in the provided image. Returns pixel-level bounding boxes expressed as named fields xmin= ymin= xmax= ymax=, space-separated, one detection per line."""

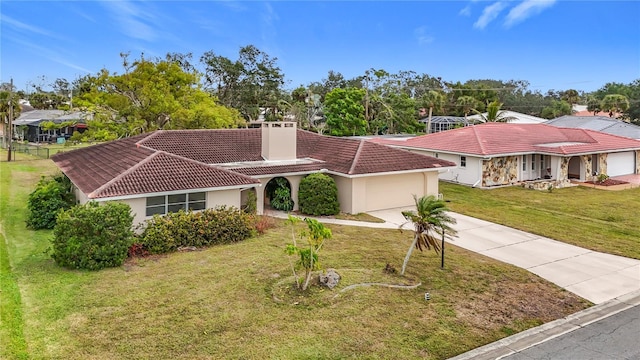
xmin=319 ymin=268 xmax=340 ymax=289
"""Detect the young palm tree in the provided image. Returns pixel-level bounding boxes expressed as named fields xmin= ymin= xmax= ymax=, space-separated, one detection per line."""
xmin=475 ymin=100 xmax=516 ymax=123
xmin=400 ymin=195 xmax=457 ymax=275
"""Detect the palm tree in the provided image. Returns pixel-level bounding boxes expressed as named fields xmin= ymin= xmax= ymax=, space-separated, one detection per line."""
xmin=420 ymin=90 xmax=445 ymax=134
xmin=400 ymin=195 xmax=457 ymax=275
xmin=456 ymin=95 xmax=480 ymax=122
xmin=475 ymin=100 xmax=516 ymax=123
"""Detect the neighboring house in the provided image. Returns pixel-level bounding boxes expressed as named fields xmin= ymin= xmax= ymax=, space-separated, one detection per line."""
xmin=466 ymin=110 xmax=547 ymax=124
xmin=372 ymin=123 xmax=640 ymax=189
xmin=573 ymin=105 xmax=621 ymax=118
xmin=52 ymin=122 xmax=455 ymax=226
xmin=545 ymin=116 xmax=640 ymax=140
xmin=13 ymin=109 xmax=89 ymax=143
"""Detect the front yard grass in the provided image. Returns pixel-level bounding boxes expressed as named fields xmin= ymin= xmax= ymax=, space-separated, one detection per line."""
xmin=440 ymin=181 xmax=640 ymax=259
xmin=0 ymin=156 xmax=591 ymax=359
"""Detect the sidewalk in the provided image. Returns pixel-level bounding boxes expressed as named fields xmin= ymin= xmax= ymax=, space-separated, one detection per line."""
xmin=272 ymin=208 xmax=640 ymax=304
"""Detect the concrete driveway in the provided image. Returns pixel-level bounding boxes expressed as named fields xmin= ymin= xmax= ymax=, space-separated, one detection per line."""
xmin=366 ymin=208 xmax=640 ymax=304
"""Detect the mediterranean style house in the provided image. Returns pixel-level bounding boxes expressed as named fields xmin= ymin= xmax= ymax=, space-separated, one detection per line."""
xmin=372 ymin=123 xmax=640 ymax=189
xmin=52 ymin=122 xmax=455 ymax=226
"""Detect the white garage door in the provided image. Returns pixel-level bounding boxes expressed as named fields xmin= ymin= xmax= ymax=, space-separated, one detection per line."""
xmin=607 ymin=152 xmax=635 ymax=177
xmin=365 ymin=173 xmax=424 ymax=212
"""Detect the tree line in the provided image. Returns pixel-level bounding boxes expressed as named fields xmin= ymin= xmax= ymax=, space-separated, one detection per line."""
xmin=1 ymin=45 xmax=639 ymax=140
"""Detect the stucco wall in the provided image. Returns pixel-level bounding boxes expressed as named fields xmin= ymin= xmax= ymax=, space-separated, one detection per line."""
xmin=332 ymin=175 xmax=353 ymax=214
xmin=482 ymin=156 xmax=519 ymax=187
xmin=406 ymin=149 xmax=479 ymax=186
xmin=74 ymin=186 xmax=89 ymax=205
xmin=364 ymin=172 xmax=424 ymax=212
xmin=120 ymin=197 xmax=147 ymax=226
xmin=636 ymin=151 xmax=640 ymax=174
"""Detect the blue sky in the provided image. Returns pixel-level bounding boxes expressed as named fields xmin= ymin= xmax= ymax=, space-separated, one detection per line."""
xmin=1 ymin=1 xmax=639 ymax=94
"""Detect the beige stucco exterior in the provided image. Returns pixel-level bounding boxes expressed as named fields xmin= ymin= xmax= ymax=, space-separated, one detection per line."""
xmin=261 ymin=122 xmax=297 ymax=160
xmin=79 ymin=188 xmax=243 ymax=227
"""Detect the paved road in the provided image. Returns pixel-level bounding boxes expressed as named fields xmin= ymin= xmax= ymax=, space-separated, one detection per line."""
xmin=501 ymin=305 xmax=640 ymax=360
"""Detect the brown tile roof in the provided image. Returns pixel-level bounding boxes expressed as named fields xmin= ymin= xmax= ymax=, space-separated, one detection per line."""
xmin=382 ymin=123 xmax=640 ymax=156
xmin=52 ymin=128 xmax=454 ymax=199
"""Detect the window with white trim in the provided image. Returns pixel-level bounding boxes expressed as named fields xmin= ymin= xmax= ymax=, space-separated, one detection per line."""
xmin=460 ymin=156 xmax=466 ymax=168
xmin=145 ymin=192 xmax=206 ymax=216
xmin=522 ymin=155 xmax=527 ymax=171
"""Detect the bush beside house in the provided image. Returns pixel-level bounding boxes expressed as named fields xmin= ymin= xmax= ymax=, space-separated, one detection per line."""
xmin=26 ymin=174 xmax=75 ymax=230
xmin=138 ymin=206 xmax=255 ymax=254
xmin=51 ymin=202 xmax=134 ymax=270
xmin=298 ymin=173 xmax=340 ymax=216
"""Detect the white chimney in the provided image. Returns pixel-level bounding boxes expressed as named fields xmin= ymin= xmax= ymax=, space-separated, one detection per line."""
xmin=261 ymin=122 xmax=297 ymax=161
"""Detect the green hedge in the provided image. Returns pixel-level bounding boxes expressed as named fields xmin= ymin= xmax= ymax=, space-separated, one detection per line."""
xmin=52 ymin=202 xmax=133 ymax=270
xmin=139 ymin=207 xmax=255 ymax=254
xmin=298 ymin=173 xmax=340 ymax=216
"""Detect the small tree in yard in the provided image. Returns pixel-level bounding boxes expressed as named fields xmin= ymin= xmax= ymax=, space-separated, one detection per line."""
xmin=298 ymin=173 xmax=340 ymax=216
xmin=26 ymin=174 xmax=75 ymax=229
xmin=285 ymin=216 xmax=332 ymax=291
xmin=52 ymin=202 xmax=133 ymax=270
xmin=400 ymin=195 xmax=457 ymax=275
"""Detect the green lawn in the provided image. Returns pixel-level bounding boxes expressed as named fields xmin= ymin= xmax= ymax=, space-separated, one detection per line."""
xmin=0 ymin=155 xmax=590 ymax=360
xmin=440 ymin=181 xmax=640 ymax=259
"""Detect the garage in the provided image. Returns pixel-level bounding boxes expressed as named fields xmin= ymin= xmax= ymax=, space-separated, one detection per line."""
xmin=607 ymin=152 xmax=635 ymax=177
xmin=364 ymin=173 xmax=425 ymax=212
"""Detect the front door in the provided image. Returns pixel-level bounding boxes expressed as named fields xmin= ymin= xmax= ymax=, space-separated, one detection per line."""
xmin=521 ymin=154 xmax=538 ymax=181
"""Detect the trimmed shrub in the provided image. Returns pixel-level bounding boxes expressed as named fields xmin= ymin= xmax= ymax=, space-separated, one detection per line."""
xmin=139 ymin=206 xmax=255 ymax=254
xmin=298 ymin=173 xmax=340 ymax=216
xmin=51 ymin=202 xmax=134 ymax=270
xmin=27 ymin=174 xmax=75 ymax=229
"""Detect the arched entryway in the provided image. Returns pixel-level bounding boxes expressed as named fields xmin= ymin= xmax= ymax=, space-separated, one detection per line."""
xmin=568 ymin=156 xmax=583 ymax=180
xmin=264 ymin=177 xmax=294 ymax=211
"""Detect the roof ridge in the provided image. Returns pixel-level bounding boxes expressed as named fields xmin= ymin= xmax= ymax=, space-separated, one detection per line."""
xmin=471 ymin=125 xmax=487 ymax=155
xmin=348 ymin=140 xmax=366 ymax=175
xmin=90 ymin=151 xmax=161 ymax=198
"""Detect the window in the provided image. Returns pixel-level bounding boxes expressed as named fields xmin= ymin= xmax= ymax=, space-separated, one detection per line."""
xmin=145 ymin=192 xmax=206 ymax=216
xmin=522 ymin=155 xmax=527 ymax=171
xmin=434 ymin=153 xmax=439 ymax=158
xmin=460 ymin=156 xmax=467 ymax=168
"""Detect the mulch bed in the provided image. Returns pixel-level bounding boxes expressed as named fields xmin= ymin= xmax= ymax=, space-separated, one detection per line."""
xmin=584 ymin=179 xmax=629 ymax=186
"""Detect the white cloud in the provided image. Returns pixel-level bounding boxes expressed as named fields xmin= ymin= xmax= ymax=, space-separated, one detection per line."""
xmin=1 ymin=14 xmax=57 ymax=38
xmin=473 ymin=2 xmax=507 ymax=30
xmin=459 ymin=5 xmax=472 ymax=17
xmin=414 ymin=26 xmax=434 ymax=45
xmin=100 ymin=0 xmax=159 ymax=42
xmin=504 ymin=0 xmax=556 ymax=28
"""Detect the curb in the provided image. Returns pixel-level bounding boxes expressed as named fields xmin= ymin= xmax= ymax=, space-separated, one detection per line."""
xmin=447 ymin=289 xmax=640 ymax=360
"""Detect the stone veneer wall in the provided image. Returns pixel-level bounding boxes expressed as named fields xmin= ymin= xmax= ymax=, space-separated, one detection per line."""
xmin=559 ymin=157 xmax=569 ymax=181
xmin=581 ymin=155 xmax=593 ymax=181
xmin=598 ymin=153 xmax=608 ymax=175
xmin=482 ymin=156 xmax=518 ymax=187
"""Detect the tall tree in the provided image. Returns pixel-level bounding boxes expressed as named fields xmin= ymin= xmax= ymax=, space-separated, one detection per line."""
xmin=400 ymin=195 xmax=457 ymax=275
xmin=540 ymin=100 xmax=572 ymax=119
xmin=201 ymin=45 xmax=285 ymax=121
xmin=456 ymin=95 xmax=481 ymax=120
xmin=75 ymin=53 xmax=243 ymax=138
xmin=419 ymin=90 xmax=445 ymax=133
xmin=323 ymin=88 xmax=366 ymax=136
xmin=600 ymin=94 xmax=630 ymax=118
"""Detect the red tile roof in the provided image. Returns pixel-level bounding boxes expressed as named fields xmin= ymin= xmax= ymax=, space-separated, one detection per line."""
xmin=383 ymin=123 xmax=640 ymax=156
xmin=52 ymin=128 xmax=455 ymax=199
